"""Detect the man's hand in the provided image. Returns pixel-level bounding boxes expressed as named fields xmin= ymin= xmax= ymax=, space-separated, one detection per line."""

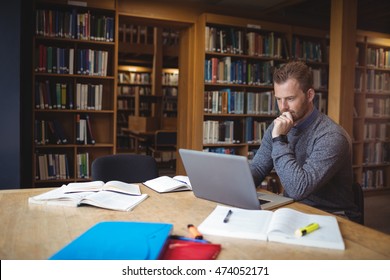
xmin=272 ymin=112 xmax=294 ymax=138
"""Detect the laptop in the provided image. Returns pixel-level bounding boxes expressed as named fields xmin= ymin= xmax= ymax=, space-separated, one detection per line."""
xmin=179 ymin=149 xmax=293 ymax=210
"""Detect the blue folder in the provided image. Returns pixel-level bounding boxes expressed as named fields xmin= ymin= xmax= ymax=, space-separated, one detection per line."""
xmin=50 ymin=221 xmax=173 ymax=260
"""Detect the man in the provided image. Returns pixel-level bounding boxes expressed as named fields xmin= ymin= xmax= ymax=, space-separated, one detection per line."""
xmin=250 ymin=61 xmax=360 ymax=221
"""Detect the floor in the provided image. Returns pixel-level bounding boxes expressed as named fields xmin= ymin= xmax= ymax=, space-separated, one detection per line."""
xmin=364 ymin=194 xmax=390 ymax=235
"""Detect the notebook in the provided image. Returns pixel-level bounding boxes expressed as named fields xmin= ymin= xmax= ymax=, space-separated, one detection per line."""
xmin=179 ymin=149 xmax=293 ymax=210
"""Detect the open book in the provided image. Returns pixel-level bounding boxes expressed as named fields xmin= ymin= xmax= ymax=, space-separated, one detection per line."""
xmin=28 ymin=181 xmax=148 ymax=211
xmin=143 ymin=175 xmax=192 ymax=193
xmin=63 ymin=180 xmax=141 ymax=195
xmin=198 ymin=205 xmax=345 ymax=250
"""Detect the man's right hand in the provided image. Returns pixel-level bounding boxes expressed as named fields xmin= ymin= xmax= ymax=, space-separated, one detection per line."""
xmin=272 ymin=112 xmax=294 ymax=138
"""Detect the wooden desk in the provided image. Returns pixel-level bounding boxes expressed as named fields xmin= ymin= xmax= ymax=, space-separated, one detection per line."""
xmin=122 ymin=128 xmax=154 ymax=154
xmin=0 ymin=186 xmax=389 ymax=260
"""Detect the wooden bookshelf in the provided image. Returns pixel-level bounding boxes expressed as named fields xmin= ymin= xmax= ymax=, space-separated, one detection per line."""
xmin=31 ymin=0 xmax=117 ymax=187
xmin=116 ymin=15 xmax=179 ymax=153
xmin=353 ymin=30 xmax=390 ymax=191
xmin=193 ymin=13 xmax=329 ymax=160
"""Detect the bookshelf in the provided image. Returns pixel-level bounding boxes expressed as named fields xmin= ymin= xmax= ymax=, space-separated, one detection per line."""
xmin=194 ymin=14 xmax=329 ymax=161
xmin=31 ymin=0 xmax=117 ymax=187
xmin=116 ymin=15 xmax=180 ymax=153
xmin=353 ymin=31 xmax=390 ymax=192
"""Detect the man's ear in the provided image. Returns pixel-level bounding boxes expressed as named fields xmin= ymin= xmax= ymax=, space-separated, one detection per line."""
xmin=307 ymin=88 xmax=315 ymax=102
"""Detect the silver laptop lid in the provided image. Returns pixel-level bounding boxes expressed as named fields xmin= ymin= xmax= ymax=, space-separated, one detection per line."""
xmin=179 ymin=149 xmax=293 ymax=210
xmin=179 ymin=149 xmax=262 ymax=210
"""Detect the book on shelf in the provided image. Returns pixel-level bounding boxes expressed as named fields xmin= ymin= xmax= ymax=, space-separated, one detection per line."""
xmin=50 ymin=221 xmax=172 ymax=260
xmin=35 ymin=153 xmax=70 ymax=180
xmin=77 ymin=152 xmax=89 ymax=178
xmin=35 ymin=8 xmax=114 ymax=42
xmin=143 ymin=175 xmax=192 ymax=193
xmin=198 ymin=205 xmax=345 ymax=250
xmin=28 ymin=181 xmax=148 ymax=212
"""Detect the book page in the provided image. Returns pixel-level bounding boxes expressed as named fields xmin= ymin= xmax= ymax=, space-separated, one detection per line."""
xmin=63 ymin=181 xmax=105 ymax=193
xmin=143 ymin=176 xmax=191 ymax=193
xmin=172 ymin=175 xmax=192 ymax=187
xmin=267 ymin=208 xmax=345 ymax=250
xmin=28 ymin=186 xmax=94 ymax=207
xmin=198 ymin=205 xmax=273 ymax=241
xmin=103 ymin=181 xmax=141 ymax=195
xmin=80 ymin=191 xmax=148 ymax=211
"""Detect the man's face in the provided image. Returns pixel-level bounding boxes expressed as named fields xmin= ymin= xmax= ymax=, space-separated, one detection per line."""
xmin=274 ymin=78 xmax=314 ymax=124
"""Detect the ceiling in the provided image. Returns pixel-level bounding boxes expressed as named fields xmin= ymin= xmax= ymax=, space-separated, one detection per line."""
xmin=159 ymin=0 xmax=390 ymax=34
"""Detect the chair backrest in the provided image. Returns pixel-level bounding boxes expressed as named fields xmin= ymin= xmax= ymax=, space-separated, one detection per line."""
xmin=154 ymin=130 xmax=177 ymax=149
xmin=351 ymin=182 xmax=365 ymax=225
xmin=91 ymin=154 xmax=159 ymax=183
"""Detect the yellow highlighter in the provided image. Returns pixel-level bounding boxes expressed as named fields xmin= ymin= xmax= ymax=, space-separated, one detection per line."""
xmin=295 ymin=222 xmax=319 ymax=237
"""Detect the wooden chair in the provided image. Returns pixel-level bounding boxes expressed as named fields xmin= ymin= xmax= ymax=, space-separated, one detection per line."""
xmin=148 ymin=130 xmax=177 ymax=168
xmin=91 ymin=154 xmax=159 ymax=183
xmin=351 ymin=182 xmax=365 ymax=225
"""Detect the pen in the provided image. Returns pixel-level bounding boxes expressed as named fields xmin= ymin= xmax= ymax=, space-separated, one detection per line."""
xmin=295 ymin=222 xmax=319 ymax=237
xmin=223 ymin=209 xmax=233 ymax=223
xmin=170 ymin=235 xmax=210 ymax=244
xmin=187 ymin=224 xmax=203 ymax=239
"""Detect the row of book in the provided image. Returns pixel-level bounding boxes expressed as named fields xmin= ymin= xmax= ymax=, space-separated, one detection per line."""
xmin=205 ymin=26 xmax=288 ymax=58
xmin=118 ymin=72 xmax=151 ymax=84
xmin=244 ymin=118 xmax=272 ymax=144
xmin=76 ymin=114 xmax=95 ymax=145
xmin=35 ymin=152 xmax=90 ymax=181
xmin=205 ymin=57 xmax=273 ymax=85
xmin=203 ymin=118 xmax=272 ymax=145
xmin=35 ymin=9 xmax=114 ymax=42
xmin=117 ymin=85 xmax=151 ymax=96
xmin=163 ymin=87 xmax=178 ymax=97
xmin=203 ymin=147 xmax=238 ymax=155
xmin=361 ymin=169 xmax=386 ymax=189
xmin=366 ymin=70 xmax=390 ymax=93
xmin=117 ymin=99 xmax=135 ymax=110
xmin=365 ymin=47 xmax=390 ymax=69
xmin=162 ymin=72 xmax=179 ymax=86
xmin=203 ymin=120 xmax=236 ymax=144
xmin=35 ymin=119 xmax=68 ymax=145
xmin=35 ymin=45 xmax=109 ymax=76
xmin=118 ymin=24 xmax=180 ymax=46
xmin=35 ymin=153 xmax=70 ymax=181
xmin=205 ymin=89 xmax=327 ymax=115
xmin=363 ymin=142 xmax=390 ymax=165
xmin=35 ymin=81 xmax=104 ymax=110
xmin=364 ymin=123 xmax=390 ymax=141
xmin=34 ymin=115 xmax=96 ymax=145
xmin=204 ymin=26 xmax=328 ymax=63
xmin=355 ymin=69 xmax=390 ymax=93
xmin=204 ymin=90 xmax=279 ymax=115
xmin=365 ymin=97 xmax=390 ymax=117
xmin=291 ymin=36 xmax=326 ymax=63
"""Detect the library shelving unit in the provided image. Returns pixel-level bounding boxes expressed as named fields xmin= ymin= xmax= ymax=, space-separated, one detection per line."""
xmin=116 ymin=15 xmax=179 ymax=153
xmin=31 ymin=0 xmax=117 ymax=187
xmin=116 ymin=65 xmax=153 ymax=152
xmin=291 ymin=26 xmax=330 ymax=115
xmin=353 ymin=30 xmax=390 ymax=192
xmin=194 ymin=13 xmax=329 ymax=161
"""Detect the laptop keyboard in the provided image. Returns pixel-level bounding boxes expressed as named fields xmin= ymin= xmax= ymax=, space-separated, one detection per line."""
xmin=257 ymin=193 xmax=270 ymax=204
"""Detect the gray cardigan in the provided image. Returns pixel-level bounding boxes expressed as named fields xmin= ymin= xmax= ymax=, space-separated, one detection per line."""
xmin=250 ymin=108 xmax=359 ymax=218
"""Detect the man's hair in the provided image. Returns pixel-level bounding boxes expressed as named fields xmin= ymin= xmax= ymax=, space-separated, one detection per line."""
xmin=273 ymin=61 xmax=313 ymax=93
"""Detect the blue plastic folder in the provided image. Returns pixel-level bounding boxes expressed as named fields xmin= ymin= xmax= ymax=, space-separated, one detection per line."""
xmin=50 ymin=221 xmax=173 ymax=260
